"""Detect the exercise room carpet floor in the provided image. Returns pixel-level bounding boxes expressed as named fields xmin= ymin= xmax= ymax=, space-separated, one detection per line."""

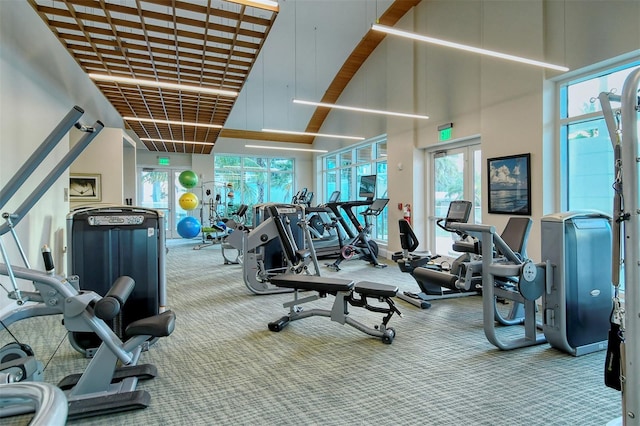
xmin=2 ymin=238 xmax=622 ymax=425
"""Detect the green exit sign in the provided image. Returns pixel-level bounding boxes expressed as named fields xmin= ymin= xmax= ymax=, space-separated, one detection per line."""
xmin=439 ymin=127 xmax=452 ymax=141
xmin=158 ymin=157 xmax=170 ymax=166
xmin=438 ymin=122 xmax=453 ymax=142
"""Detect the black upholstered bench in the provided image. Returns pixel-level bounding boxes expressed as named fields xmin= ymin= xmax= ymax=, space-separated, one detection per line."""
xmin=355 ymin=281 xmax=398 ymax=298
xmin=267 ymin=274 xmax=401 ymax=344
xmin=270 ymin=274 xmax=354 ymax=293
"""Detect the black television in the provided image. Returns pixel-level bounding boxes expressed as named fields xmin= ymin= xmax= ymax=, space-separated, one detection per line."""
xmin=358 ymin=175 xmax=377 ymax=200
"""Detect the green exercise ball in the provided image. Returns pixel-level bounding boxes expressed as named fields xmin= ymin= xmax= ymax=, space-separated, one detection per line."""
xmin=179 ymin=170 xmax=198 ymax=189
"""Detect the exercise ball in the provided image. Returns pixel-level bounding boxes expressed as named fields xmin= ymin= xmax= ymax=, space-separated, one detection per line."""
xmin=177 ymin=216 xmax=201 ymax=239
xmin=178 ymin=170 xmax=198 ymax=189
xmin=179 ymin=192 xmax=199 ymax=211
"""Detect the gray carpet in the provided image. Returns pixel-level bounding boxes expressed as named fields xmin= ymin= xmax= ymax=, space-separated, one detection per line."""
xmin=1 ymin=238 xmax=621 ymax=425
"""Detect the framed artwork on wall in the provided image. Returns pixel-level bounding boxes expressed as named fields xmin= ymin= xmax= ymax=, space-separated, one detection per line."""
xmin=487 ymin=153 xmax=531 ymax=215
xmin=69 ymin=173 xmax=101 ymax=202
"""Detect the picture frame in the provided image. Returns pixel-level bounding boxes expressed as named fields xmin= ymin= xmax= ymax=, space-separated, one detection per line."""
xmin=69 ymin=173 xmax=101 ymax=202
xmin=487 ymin=153 xmax=531 ymax=215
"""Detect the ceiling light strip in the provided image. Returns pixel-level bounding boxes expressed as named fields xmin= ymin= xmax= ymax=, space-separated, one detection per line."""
xmin=245 ymin=144 xmax=328 ymax=153
xmin=262 ymin=128 xmax=365 ymax=141
xmin=140 ymin=138 xmax=215 ymax=146
xmin=293 ymin=99 xmax=429 ymax=119
xmin=224 ymin=0 xmax=279 ymax=12
xmin=89 ymin=73 xmax=239 ymax=97
xmin=124 ymin=117 xmax=223 ymax=129
xmin=372 ymin=24 xmax=569 ymax=72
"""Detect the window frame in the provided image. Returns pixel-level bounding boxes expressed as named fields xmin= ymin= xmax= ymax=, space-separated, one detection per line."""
xmin=319 ymin=135 xmax=388 ymax=243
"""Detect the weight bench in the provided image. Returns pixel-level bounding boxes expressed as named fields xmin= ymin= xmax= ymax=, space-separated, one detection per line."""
xmin=268 ymin=274 xmax=401 ymax=344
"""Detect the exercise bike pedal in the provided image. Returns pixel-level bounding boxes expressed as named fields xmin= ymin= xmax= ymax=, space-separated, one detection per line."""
xmin=58 ymin=364 xmax=158 ymax=390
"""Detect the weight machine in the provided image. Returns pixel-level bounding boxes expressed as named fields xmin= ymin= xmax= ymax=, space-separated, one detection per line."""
xmin=225 ymin=203 xmax=321 ymax=294
xmin=0 ymin=106 xmax=176 ymax=420
xmin=598 ymin=67 xmax=640 ymax=425
xmin=195 ymin=181 xmax=240 ymax=250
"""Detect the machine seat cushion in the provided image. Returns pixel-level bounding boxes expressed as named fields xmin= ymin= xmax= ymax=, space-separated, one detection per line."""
xmin=355 ymin=281 xmax=398 ymax=297
xmin=452 ymin=240 xmax=479 ymax=254
xmin=270 ymin=274 xmax=354 ymax=292
xmin=126 ymin=310 xmax=176 ymax=338
xmin=296 ymin=249 xmax=311 ymax=261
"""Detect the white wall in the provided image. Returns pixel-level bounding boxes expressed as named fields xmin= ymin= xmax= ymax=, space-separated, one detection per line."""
xmin=313 ymin=0 xmax=640 ymax=259
xmin=0 ymin=1 xmax=122 ymax=312
xmin=69 ymin=127 xmax=129 ymax=208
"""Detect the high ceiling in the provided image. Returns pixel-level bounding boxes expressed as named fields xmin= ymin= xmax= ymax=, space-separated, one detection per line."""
xmin=28 ymin=0 xmax=420 ymax=154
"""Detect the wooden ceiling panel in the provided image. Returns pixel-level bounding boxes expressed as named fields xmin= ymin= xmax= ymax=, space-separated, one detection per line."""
xmin=28 ymin=0 xmax=278 ymax=154
xmin=29 ymin=0 xmax=421 ymax=154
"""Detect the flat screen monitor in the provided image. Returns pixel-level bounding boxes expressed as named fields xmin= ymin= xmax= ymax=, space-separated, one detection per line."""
xmin=358 ymin=175 xmax=377 ymax=200
xmin=446 ymin=200 xmax=472 ymax=224
xmin=328 ymin=191 xmax=340 ymax=203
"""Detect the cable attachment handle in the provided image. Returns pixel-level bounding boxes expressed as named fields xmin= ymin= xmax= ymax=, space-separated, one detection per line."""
xmin=611 ymin=297 xmax=625 ymax=329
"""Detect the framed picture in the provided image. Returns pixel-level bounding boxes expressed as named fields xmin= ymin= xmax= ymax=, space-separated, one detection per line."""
xmin=69 ymin=173 xmax=101 ymax=202
xmin=487 ymin=153 xmax=531 ymax=215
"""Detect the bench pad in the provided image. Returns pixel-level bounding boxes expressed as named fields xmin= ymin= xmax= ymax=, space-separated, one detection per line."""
xmin=270 ymin=274 xmax=354 ymax=292
xmin=355 ymin=281 xmax=398 ymax=297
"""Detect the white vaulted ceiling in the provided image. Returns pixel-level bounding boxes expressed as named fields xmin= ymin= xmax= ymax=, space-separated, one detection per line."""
xmin=29 ymin=0 xmax=419 ymax=154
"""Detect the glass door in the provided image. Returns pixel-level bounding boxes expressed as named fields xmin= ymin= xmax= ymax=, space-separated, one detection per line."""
xmin=428 ymin=142 xmax=481 ymax=255
xmin=138 ymin=168 xmax=191 ymax=239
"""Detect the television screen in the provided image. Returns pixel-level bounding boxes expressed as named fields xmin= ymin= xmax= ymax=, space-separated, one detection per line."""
xmin=358 ymin=175 xmax=376 ymax=199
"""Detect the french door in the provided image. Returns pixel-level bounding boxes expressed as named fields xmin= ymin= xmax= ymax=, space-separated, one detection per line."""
xmin=427 ymin=141 xmax=481 ymax=255
xmin=138 ymin=168 xmax=191 ymax=239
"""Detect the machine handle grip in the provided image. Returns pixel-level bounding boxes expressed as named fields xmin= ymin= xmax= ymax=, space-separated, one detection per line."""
xmin=41 ymin=245 xmax=54 ymax=273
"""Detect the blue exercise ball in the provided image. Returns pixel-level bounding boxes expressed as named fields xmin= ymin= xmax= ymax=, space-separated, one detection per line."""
xmin=177 ymin=216 xmax=201 ymax=239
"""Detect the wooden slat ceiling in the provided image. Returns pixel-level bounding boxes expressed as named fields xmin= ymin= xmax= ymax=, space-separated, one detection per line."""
xmin=28 ymin=0 xmax=278 ymax=154
xmin=28 ymin=0 xmax=420 ymax=154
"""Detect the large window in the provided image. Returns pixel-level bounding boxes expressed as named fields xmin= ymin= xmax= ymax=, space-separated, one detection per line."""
xmin=214 ymin=155 xmax=294 ymax=225
xmin=560 ymin=61 xmax=639 ymax=213
xmin=559 ymin=60 xmax=639 ymax=291
xmin=320 ymin=136 xmax=388 ymax=243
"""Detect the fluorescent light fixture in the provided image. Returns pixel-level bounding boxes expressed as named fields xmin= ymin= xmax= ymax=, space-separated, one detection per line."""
xmin=89 ymin=73 xmax=238 ymax=97
xmin=124 ymin=117 xmax=223 ymax=129
xmin=262 ymin=128 xmax=365 ymax=141
xmin=246 ymin=144 xmax=328 ymax=153
xmin=293 ymin=99 xmax=429 ymax=120
xmin=372 ymin=24 xmax=569 ymax=72
xmin=140 ymin=138 xmax=214 ymax=146
xmin=225 ymin=0 xmax=279 ymax=12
